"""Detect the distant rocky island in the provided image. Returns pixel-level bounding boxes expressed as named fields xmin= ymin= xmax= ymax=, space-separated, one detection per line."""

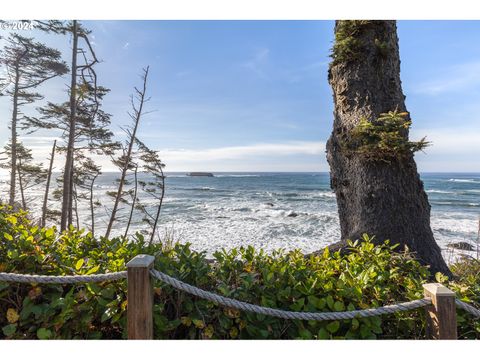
xmin=187 ymin=172 xmax=214 ymax=177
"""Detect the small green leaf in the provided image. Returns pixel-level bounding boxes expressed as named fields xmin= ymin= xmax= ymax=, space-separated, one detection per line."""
xmin=290 ymin=298 xmax=305 ymax=311
xmin=45 ymin=228 xmax=55 ymax=238
xmin=317 ymin=328 xmax=330 ymax=339
xmin=326 ymin=295 xmax=334 ymax=310
xmin=299 ymin=328 xmax=312 ymax=339
xmin=75 ymin=258 xmax=85 ymax=270
xmin=101 ymin=307 xmax=116 ymax=322
xmin=7 ymin=216 xmax=17 ymax=225
xmin=3 ymin=232 xmax=13 ymax=241
xmin=192 ymin=319 xmax=205 ymax=329
xmin=37 ymin=327 xmax=52 ymax=339
xmin=333 ymin=301 xmax=345 ymax=311
xmin=360 ymin=324 xmax=373 ymax=338
xmin=86 ymin=265 xmax=100 ymax=275
xmin=2 ymin=324 xmax=17 ymax=337
xmin=326 ymin=320 xmax=340 ymax=334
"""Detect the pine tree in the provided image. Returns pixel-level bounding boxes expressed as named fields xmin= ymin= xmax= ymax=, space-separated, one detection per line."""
xmin=135 ymin=138 xmax=165 ymax=245
xmin=105 ymin=67 xmax=150 ymax=238
xmin=0 ymin=142 xmax=47 ymax=211
xmin=0 ymin=33 xmax=68 ymax=206
xmin=72 ymin=153 xmax=102 ymax=236
xmin=24 ymin=20 xmax=117 ymax=231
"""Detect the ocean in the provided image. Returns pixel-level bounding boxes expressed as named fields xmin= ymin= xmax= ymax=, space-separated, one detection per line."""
xmin=1 ymin=172 xmax=479 ymax=260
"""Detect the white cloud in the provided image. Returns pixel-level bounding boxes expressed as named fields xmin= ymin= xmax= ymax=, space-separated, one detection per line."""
xmin=285 ymin=60 xmax=329 ymax=83
xmin=0 ymin=139 xmax=327 ymax=175
xmin=414 ymin=61 xmax=480 ymax=95
xmin=242 ymin=48 xmax=270 ymax=78
xmin=412 ymin=126 xmax=480 ymax=171
xmin=412 ymin=127 xmax=480 ymax=155
xmin=176 ymin=70 xmax=191 ymax=78
xmin=157 ymin=141 xmax=327 ymax=171
xmin=160 ymin=141 xmax=324 ymax=162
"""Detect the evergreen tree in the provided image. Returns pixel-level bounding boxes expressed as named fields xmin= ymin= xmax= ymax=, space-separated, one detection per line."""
xmin=105 ymin=67 xmax=150 ymax=238
xmin=135 ymin=138 xmax=165 ymax=245
xmin=0 ymin=33 xmax=68 ymax=206
xmin=72 ymin=153 xmax=102 ymax=236
xmin=0 ymin=142 xmax=47 ymax=211
xmin=24 ymin=20 xmax=117 ymax=231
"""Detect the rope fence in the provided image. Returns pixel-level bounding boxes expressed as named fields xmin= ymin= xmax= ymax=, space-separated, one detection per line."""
xmin=0 ymin=271 xmax=126 ymax=284
xmin=455 ymin=299 xmax=480 ymax=318
xmin=149 ymin=268 xmax=431 ymax=321
xmin=0 ymin=254 xmax=479 ymax=339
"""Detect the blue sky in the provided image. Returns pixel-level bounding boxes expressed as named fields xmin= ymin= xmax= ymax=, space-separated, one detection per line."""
xmin=1 ymin=20 xmax=479 ymax=172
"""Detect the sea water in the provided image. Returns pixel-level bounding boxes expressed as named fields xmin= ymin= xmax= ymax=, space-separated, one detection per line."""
xmin=1 ymin=172 xmax=478 ymax=259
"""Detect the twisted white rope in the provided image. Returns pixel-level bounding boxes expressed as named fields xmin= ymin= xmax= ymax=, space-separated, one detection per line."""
xmin=456 ymin=299 xmax=480 ymax=318
xmin=0 ymin=271 xmax=127 ymax=284
xmin=150 ymin=269 xmax=430 ymax=321
xmin=2 ymin=268 xmax=478 ymax=321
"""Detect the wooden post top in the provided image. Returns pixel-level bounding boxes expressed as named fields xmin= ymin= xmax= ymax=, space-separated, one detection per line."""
xmin=423 ymin=283 xmax=455 ymax=297
xmin=127 ymin=254 xmax=155 ymax=269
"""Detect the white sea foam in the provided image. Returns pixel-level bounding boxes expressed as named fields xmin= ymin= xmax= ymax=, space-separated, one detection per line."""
xmin=426 ymin=190 xmax=456 ymax=194
xmin=214 ymin=174 xmax=260 ymax=178
xmin=1 ymin=173 xmax=478 ymax=260
xmin=448 ymin=178 xmax=480 ymax=183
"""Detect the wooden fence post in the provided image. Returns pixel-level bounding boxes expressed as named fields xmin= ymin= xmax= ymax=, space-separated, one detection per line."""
xmin=423 ymin=283 xmax=457 ymax=339
xmin=127 ymin=254 xmax=155 ymax=340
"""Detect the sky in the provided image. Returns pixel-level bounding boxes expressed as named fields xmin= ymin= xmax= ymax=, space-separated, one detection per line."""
xmin=1 ymin=20 xmax=479 ymax=173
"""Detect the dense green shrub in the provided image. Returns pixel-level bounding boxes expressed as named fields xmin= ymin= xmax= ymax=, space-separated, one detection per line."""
xmin=0 ymin=205 xmax=479 ymax=339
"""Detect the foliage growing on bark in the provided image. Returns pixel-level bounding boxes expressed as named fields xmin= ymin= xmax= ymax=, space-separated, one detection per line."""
xmin=330 ymin=20 xmax=392 ymax=65
xmin=341 ymin=110 xmax=429 ymax=162
xmin=330 ymin=20 xmax=372 ymax=65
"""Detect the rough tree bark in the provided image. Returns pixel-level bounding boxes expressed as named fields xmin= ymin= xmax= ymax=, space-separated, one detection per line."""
xmin=326 ymin=21 xmax=450 ymax=275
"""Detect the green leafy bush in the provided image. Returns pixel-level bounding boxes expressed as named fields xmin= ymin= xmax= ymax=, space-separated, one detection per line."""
xmin=441 ymin=258 xmax=480 ymax=339
xmin=0 ymin=205 xmax=479 ymax=339
xmin=341 ymin=110 xmax=430 ymax=162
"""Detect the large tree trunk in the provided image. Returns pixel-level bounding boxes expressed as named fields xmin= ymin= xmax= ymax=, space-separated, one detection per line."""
xmin=61 ymin=20 xmax=78 ymax=231
xmin=326 ymin=21 xmax=450 ymax=275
